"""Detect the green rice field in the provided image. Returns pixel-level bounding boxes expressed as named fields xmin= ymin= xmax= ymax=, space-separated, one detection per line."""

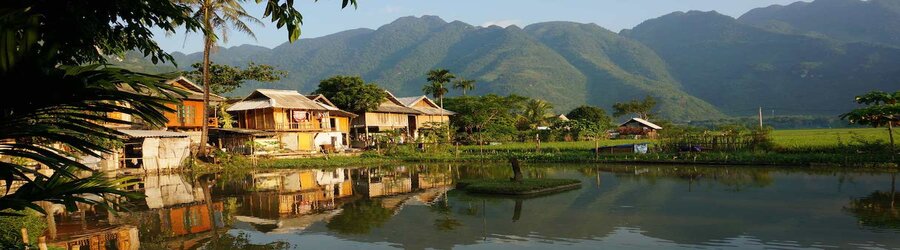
xmin=770 ymin=128 xmax=893 ymax=149
xmin=458 ymin=128 xmax=894 ymax=152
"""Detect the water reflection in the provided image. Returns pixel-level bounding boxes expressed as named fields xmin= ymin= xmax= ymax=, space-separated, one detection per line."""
xmin=43 ymin=164 xmax=900 ymax=249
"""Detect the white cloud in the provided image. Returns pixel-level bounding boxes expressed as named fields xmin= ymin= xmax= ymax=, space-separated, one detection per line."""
xmin=480 ymin=19 xmax=522 ymax=28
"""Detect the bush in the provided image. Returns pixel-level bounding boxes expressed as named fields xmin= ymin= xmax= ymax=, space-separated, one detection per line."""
xmin=0 ymin=209 xmax=47 ymax=248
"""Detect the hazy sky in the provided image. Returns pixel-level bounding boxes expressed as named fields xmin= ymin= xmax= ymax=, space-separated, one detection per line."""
xmin=156 ymin=0 xmax=809 ymax=54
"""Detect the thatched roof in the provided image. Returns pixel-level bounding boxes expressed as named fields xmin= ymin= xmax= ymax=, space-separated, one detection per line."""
xmin=227 ymin=89 xmax=329 ymax=112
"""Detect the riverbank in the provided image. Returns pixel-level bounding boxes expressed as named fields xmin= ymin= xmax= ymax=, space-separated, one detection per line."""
xmin=194 ymin=128 xmax=898 ymax=171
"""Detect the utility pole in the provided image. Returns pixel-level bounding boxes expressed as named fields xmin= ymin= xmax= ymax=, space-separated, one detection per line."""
xmin=758 ymin=106 xmax=763 ymax=129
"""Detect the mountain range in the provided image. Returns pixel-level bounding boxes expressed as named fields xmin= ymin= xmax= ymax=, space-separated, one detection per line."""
xmin=122 ymin=0 xmax=900 ymax=121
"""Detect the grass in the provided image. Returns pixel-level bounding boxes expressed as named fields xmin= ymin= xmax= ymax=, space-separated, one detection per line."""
xmin=456 ymin=178 xmax=581 ymax=195
xmin=198 ymin=128 xmax=899 ymax=171
xmin=458 ymin=139 xmax=651 ymax=151
xmin=771 ymin=128 xmax=893 ymax=150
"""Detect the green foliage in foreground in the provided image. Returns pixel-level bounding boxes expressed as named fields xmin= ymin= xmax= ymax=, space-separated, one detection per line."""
xmin=456 ymin=178 xmax=581 ymax=195
xmin=0 ymin=209 xmax=46 ymax=248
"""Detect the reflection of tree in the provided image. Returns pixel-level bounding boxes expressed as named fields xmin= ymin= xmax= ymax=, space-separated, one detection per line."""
xmin=591 ymin=166 xmax=775 ymax=190
xmin=845 ymin=174 xmax=899 ymax=229
xmin=204 ymin=232 xmax=290 ymax=250
xmin=327 ymin=200 xmax=393 ymax=234
xmin=430 ymin=192 xmax=462 ymax=231
xmin=512 ymin=200 xmax=523 ymax=222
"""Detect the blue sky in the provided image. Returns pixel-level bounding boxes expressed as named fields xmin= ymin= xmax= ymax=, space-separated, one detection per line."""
xmin=156 ymin=0 xmax=809 ymax=54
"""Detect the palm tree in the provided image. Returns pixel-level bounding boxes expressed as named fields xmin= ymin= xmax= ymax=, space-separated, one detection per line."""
xmin=425 ymin=69 xmax=456 ymax=108
xmin=523 ymin=99 xmax=553 ymax=129
xmin=183 ymin=0 xmax=262 ymax=155
xmin=452 ymin=78 xmax=476 ymax=96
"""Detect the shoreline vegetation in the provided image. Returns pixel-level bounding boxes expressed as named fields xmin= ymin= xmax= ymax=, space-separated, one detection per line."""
xmin=196 ymin=128 xmax=900 ymax=173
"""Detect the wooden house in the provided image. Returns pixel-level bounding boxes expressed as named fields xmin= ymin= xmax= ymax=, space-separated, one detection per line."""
xmin=396 ymin=95 xmax=456 ymax=139
xmin=351 ymin=91 xmax=422 ymax=145
xmin=226 ymin=89 xmax=352 ymax=153
xmin=161 ymin=77 xmax=226 ymax=130
xmin=618 ymin=118 xmax=663 ymax=139
xmin=306 ymin=94 xmax=358 ymax=151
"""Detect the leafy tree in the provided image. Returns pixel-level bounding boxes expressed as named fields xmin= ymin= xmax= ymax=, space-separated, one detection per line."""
xmin=841 ymin=91 xmax=900 ymax=153
xmin=183 ymin=0 xmax=358 ymax=154
xmin=326 ymin=200 xmax=393 ymax=235
xmin=452 ymin=78 xmax=476 ymax=96
xmin=612 ymin=96 xmax=657 ymax=120
xmin=444 ymin=95 xmax=528 ymax=143
xmin=313 ymin=76 xmax=387 ymax=114
xmin=522 ymin=99 xmax=554 ymax=129
xmin=425 ymin=69 xmax=456 ymax=108
xmin=185 ymin=62 xmax=287 ymax=95
xmin=567 ymin=105 xmax=612 ymax=125
xmin=0 ymin=0 xmax=196 ymax=216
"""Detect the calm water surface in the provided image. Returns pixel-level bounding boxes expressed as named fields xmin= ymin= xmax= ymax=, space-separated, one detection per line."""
xmin=49 ymin=164 xmax=900 ymax=249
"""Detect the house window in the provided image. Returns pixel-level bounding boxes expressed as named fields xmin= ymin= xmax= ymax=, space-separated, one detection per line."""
xmin=178 ymin=105 xmax=196 ymax=125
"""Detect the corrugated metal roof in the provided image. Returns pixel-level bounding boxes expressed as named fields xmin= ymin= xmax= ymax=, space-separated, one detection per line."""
xmin=620 ymin=118 xmax=663 ymax=130
xmin=395 ymin=95 xmax=456 ymax=115
xmin=374 ymin=101 xmax=422 ymax=114
xmin=396 ymin=96 xmax=423 ymax=107
xmin=227 ymin=89 xmax=328 ymax=112
xmin=211 ymin=128 xmax=276 ymax=136
xmin=119 ymin=129 xmax=189 ymax=138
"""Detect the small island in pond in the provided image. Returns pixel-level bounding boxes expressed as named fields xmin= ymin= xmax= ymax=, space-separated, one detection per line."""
xmin=456 ymin=179 xmax=582 ymax=196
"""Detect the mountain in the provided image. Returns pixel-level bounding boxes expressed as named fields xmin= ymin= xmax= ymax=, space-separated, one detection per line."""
xmin=623 ymin=10 xmax=900 ymax=116
xmin=171 ymin=16 xmax=725 ymax=120
xmin=739 ymin=0 xmax=900 ymax=47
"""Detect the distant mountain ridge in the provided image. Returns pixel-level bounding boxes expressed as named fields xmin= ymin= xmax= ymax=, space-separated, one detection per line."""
xmin=124 ymin=0 xmax=900 ymax=121
xmin=170 ymin=15 xmax=724 ymax=120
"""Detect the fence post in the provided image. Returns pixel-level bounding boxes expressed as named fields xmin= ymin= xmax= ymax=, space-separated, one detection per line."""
xmin=20 ymin=227 xmax=28 ymax=245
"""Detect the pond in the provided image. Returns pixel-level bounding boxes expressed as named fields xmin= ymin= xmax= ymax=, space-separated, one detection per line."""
xmin=45 ymin=164 xmax=899 ymax=249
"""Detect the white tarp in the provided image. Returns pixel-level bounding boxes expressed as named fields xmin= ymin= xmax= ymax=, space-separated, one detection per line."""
xmin=141 ymin=137 xmax=190 ymax=171
xmin=314 ymin=132 xmax=345 ymax=150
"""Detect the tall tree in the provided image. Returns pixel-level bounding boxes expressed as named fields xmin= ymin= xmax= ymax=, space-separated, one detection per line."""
xmin=185 ymin=62 xmax=286 ymax=95
xmin=841 ymin=90 xmax=900 ymax=153
xmin=184 ymin=0 xmax=357 ymax=155
xmin=314 ymin=75 xmax=387 ymax=114
xmin=612 ymin=96 xmax=657 ymax=120
xmin=452 ymin=78 xmax=476 ymax=96
xmin=567 ymin=105 xmax=612 ymax=126
xmin=182 ymin=0 xmax=262 ymax=155
xmin=425 ymin=69 xmax=456 ymax=108
xmin=523 ymin=99 xmax=554 ymax=129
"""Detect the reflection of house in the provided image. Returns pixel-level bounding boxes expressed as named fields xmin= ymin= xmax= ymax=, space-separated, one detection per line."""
xmin=351 ymin=91 xmax=422 ymax=147
xmin=238 ymin=170 xmax=356 ymax=219
xmin=618 ymin=118 xmax=662 ymax=139
xmin=354 ymin=167 xmax=414 ymax=198
xmin=52 ymin=225 xmax=140 ymax=250
xmin=141 ymin=174 xmax=206 ymax=209
xmin=396 ymin=95 xmax=456 ymax=140
xmin=226 ymin=89 xmax=354 ymax=154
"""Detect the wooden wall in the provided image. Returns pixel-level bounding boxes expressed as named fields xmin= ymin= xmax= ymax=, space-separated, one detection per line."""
xmin=358 ymin=112 xmax=409 ymax=128
xmin=164 ymin=100 xmax=205 ymax=128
